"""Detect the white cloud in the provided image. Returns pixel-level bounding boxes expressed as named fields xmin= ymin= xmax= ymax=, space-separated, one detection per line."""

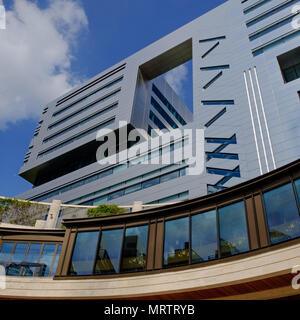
xmin=164 ymin=64 xmax=188 ymax=98
xmin=0 ymin=0 xmax=88 ymax=130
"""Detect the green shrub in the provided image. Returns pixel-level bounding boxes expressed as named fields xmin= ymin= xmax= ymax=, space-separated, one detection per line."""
xmin=87 ymin=204 xmax=126 ymax=218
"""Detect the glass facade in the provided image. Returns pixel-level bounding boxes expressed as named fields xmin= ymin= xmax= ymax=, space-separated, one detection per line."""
xmin=218 ymin=201 xmax=249 ymax=257
xmin=0 ymin=242 xmax=62 ymax=277
xmin=95 ymin=229 xmax=123 ymax=275
xmin=149 ymin=110 xmax=167 ymax=130
xmin=121 ymin=225 xmax=148 ymax=272
xmin=23 ymin=243 xmax=42 ymax=276
xmin=39 ymin=244 xmax=57 ymax=277
xmin=191 ymin=210 xmax=218 ymax=262
xmin=33 ymin=140 xmax=186 ymax=202
xmin=69 ymin=232 xmax=99 ymax=276
xmin=164 ymin=217 xmax=189 ymax=267
xmin=263 ymin=183 xmax=300 ymax=244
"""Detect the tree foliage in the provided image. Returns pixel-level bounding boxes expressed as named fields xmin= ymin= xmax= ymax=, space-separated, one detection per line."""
xmin=87 ymin=204 xmax=126 ymax=218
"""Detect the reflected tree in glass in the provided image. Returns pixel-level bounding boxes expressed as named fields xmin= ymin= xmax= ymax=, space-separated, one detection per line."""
xmin=121 ymin=225 xmax=148 ymax=272
xmin=95 ymin=229 xmax=123 ymax=275
xmin=263 ymin=183 xmax=300 ymax=244
xmin=218 ymin=201 xmax=249 ymax=257
xmin=164 ymin=217 xmax=189 ymax=267
xmin=69 ymin=232 xmax=99 ymax=276
xmin=191 ymin=210 xmax=218 ymax=262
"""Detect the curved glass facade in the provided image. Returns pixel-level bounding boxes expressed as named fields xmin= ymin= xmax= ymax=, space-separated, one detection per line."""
xmin=63 ymin=175 xmax=300 ymax=278
xmin=0 ymin=241 xmax=62 ymax=277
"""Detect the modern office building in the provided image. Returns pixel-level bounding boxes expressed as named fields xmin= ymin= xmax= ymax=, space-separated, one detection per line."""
xmin=0 ymin=0 xmax=300 ymax=300
xmin=18 ymin=0 xmax=300 ymax=208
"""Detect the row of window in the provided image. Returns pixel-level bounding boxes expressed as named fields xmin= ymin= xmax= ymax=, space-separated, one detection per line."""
xmin=37 ymin=118 xmax=115 ymax=159
xmin=44 ymin=104 xmax=118 ymax=143
xmin=151 ymin=97 xmax=179 ymax=129
xmin=80 ymin=166 xmax=187 ymax=206
xmin=68 ymin=178 xmax=300 ymax=276
xmin=253 ymin=29 xmax=300 ymax=56
xmin=246 ymin=0 xmax=297 ymax=27
xmin=147 ymin=191 xmax=189 ymax=204
xmin=33 ymin=139 xmax=187 ymax=202
xmin=53 ymin=76 xmax=123 ymax=117
xmin=243 ymin=0 xmax=271 ymax=14
xmin=149 ymin=110 xmax=167 ymax=131
xmin=152 ymin=84 xmax=187 ymax=126
xmin=49 ymin=91 xmax=120 ymax=130
xmin=249 ymin=12 xmax=298 ymax=41
xmin=0 ymin=242 xmax=62 ymax=277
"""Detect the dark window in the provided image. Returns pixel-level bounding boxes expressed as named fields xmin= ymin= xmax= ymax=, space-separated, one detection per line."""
xmin=149 ymin=110 xmax=167 ymax=131
xmin=95 ymin=229 xmax=123 ymax=275
xmin=121 ymin=225 xmax=148 ymax=272
xmin=142 ymin=177 xmax=160 ymax=189
xmin=294 ymin=178 xmax=300 ymax=204
xmin=107 ymin=189 xmax=124 ymax=201
xmin=69 ymin=232 xmax=99 ymax=276
xmin=124 ymin=183 xmax=142 ymax=195
xmin=263 ymin=183 xmax=300 ymax=244
xmin=164 ymin=217 xmax=189 ymax=267
xmin=152 ymin=84 xmax=186 ymax=125
xmin=151 ymin=97 xmax=178 ymax=129
xmin=277 ymin=47 xmax=300 ymax=83
xmin=160 ymin=170 xmax=179 ymax=183
xmin=218 ymin=201 xmax=249 ymax=257
xmin=191 ymin=210 xmax=218 ymax=262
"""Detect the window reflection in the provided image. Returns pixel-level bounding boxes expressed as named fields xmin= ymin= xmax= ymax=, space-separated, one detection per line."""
xmin=191 ymin=210 xmax=218 ymax=262
xmin=218 ymin=201 xmax=249 ymax=257
xmin=69 ymin=232 xmax=99 ymax=276
xmin=121 ymin=225 xmax=148 ymax=272
xmin=164 ymin=217 xmax=189 ymax=267
xmin=10 ymin=243 xmax=28 ymax=263
xmin=51 ymin=245 xmax=62 ymax=277
xmin=0 ymin=242 xmax=14 ymax=262
xmin=0 ymin=242 xmax=61 ymax=277
xmin=95 ymin=229 xmax=123 ymax=275
xmin=294 ymin=179 xmax=300 ymax=207
xmin=263 ymin=183 xmax=300 ymax=244
xmin=39 ymin=244 xmax=57 ymax=277
xmin=23 ymin=243 xmax=42 ymax=277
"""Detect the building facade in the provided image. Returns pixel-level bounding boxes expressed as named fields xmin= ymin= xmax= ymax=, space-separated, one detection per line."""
xmin=18 ymin=0 xmax=300 ymax=208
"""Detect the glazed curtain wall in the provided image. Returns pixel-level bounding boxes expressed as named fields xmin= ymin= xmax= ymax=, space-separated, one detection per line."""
xmin=0 ymin=242 xmax=62 ymax=277
xmin=64 ymin=176 xmax=300 ymax=277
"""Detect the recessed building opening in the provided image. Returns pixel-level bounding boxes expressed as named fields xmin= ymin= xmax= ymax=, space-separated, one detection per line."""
xmin=277 ymin=46 xmax=300 ymax=83
xmin=136 ymin=39 xmax=193 ymax=137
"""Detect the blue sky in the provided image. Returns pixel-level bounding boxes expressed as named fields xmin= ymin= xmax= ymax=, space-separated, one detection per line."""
xmin=0 ymin=0 xmax=227 ymax=197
